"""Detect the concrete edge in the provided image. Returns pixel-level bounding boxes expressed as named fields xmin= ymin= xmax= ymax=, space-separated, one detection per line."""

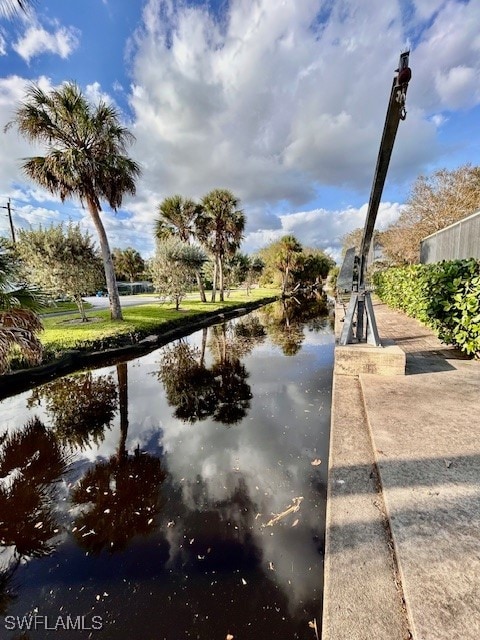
xmin=359 ymin=374 xmax=417 ymax=640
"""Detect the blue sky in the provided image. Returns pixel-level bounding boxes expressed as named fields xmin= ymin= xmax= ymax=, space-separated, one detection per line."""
xmin=1 ymin=0 xmax=479 ymax=261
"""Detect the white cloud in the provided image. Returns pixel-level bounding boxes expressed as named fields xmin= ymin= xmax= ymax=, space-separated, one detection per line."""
xmin=2 ymin=0 xmax=479 ymax=260
xmin=0 ymin=31 xmax=6 ymax=56
xmin=127 ymin=0 xmax=456 ymax=215
xmin=13 ymin=23 xmax=79 ymax=63
xmin=410 ymin=0 xmax=480 ymax=111
xmin=244 ymin=201 xmax=404 ymax=263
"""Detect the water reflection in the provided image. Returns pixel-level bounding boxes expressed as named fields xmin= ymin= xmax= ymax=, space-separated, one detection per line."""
xmin=71 ymin=363 xmax=166 ymax=554
xmin=158 ymin=319 xmax=265 ymax=425
xmin=0 ymin=417 xmax=69 ymax=613
xmin=0 ymin=297 xmax=334 ymax=639
xmin=259 ymin=293 xmax=328 ymax=356
xmin=27 ymin=372 xmax=117 ymax=450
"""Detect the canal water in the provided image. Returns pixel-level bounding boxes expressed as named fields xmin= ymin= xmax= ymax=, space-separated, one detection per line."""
xmin=0 ymin=297 xmax=334 ymax=639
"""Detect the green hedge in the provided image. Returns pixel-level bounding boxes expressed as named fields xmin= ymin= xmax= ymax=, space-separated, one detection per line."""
xmin=374 ymin=259 xmax=480 ymax=357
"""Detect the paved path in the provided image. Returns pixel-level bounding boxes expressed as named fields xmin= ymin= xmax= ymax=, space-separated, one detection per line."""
xmin=323 ymin=300 xmax=480 ymax=640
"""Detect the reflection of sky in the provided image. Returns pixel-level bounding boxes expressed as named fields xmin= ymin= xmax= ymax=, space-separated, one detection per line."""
xmin=0 ymin=304 xmax=334 ymax=638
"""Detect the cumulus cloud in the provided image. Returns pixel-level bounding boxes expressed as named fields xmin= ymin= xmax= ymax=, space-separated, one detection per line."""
xmin=2 ymin=0 xmax=479 ymax=259
xmin=13 ymin=23 xmax=79 ymax=63
xmin=244 ymin=201 xmax=405 ymax=262
xmin=127 ymin=0 xmax=444 ymax=211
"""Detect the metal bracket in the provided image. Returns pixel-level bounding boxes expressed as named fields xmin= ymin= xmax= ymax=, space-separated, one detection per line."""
xmin=339 ymin=291 xmax=381 ymax=347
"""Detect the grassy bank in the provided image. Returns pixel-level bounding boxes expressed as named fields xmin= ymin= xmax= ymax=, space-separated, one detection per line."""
xmin=41 ymin=288 xmax=280 ymax=356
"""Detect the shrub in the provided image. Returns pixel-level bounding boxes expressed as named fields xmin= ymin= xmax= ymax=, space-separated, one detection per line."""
xmin=374 ymin=259 xmax=480 ymax=357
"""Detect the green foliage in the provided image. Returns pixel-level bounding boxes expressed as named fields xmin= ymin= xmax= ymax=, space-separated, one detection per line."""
xmin=16 ymin=223 xmax=104 ymax=321
xmin=113 ymin=247 xmax=145 ymax=282
xmin=39 ymin=289 xmax=279 ymax=357
xmin=152 ymin=238 xmax=206 ymax=310
xmin=374 ymin=259 xmax=480 ymax=357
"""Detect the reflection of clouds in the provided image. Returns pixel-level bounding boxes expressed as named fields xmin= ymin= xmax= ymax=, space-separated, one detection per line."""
xmin=0 ymin=307 xmax=333 ymax=615
xmin=153 ymin=337 xmax=332 ymax=612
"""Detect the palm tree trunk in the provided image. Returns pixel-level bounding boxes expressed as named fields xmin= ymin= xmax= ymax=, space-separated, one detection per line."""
xmin=218 ymin=256 xmax=224 ymax=302
xmin=200 ymin=327 xmax=207 ymax=366
xmin=282 ymin=266 xmax=289 ymax=296
xmin=195 ymin=269 xmax=207 ymax=302
xmin=87 ymin=199 xmax=123 ymax=321
xmin=117 ymin=362 xmax=128 ymax=460
xmin=211 ymin=256 xmax=218 ymax=302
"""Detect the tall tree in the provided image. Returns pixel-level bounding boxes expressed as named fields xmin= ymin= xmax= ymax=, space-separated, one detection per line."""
xmin=155 ymin=195 xmax=207 ymax=302
xmin=264 ymin=235 xmax=303 ymax=295
xmin=16 ymin=223 xmax=104 ymax=321
xmin=113 ymin=247 xmax=145 ymax=283
xmin=196 ymin=189 xmax=245 ymax=302
xmin=0 ymin=249 xmax=44 ymax=373
xmin=8 ymin=82 xmax=141 ymax=320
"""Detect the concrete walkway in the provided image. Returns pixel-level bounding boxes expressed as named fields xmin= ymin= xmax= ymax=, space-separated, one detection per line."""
xmin=323 ymin=300 xmax=480 ymax=640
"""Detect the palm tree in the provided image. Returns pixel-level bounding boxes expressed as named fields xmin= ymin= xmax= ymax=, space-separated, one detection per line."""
xmin=7 ymin=82 xmax=141 ymax=320
xmin=275 ymin=235 xmax=303 ymax=295
xmin=155 ymin=195 xmax=207 ymax=302
xmin=112 ymin=247 xmax=145 ymax=283
xmin=0 ymin=250 xmax=44 ymax=373
xmin=196 ymin=189 xmax=245 ymax=302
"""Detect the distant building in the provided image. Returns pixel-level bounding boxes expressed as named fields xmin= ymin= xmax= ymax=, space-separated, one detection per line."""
xmin=116 ymin=281 xmax=154 ymax=295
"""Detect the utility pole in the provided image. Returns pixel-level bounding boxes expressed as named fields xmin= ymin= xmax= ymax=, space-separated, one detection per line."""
xmin=1 ymin=199 xmax=16 ymax=243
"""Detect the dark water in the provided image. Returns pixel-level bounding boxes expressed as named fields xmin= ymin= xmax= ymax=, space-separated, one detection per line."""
xmin=0 ymin=297 xmax=334 ymax=640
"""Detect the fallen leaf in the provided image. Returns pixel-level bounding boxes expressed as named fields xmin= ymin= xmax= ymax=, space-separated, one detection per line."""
xmin=291 ymin=519 xmax=299 ymax=527
xmin=311 ymin=459 xmax=322 ymax=466
xmin=241 ymin=578 xmax=247 ymax=586
xmin=226 ymin=634 xmax=234 ymax=640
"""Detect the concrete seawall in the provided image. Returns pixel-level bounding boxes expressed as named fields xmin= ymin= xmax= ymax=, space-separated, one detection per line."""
xmin=322 ymin=300 xmax=480 ymax=640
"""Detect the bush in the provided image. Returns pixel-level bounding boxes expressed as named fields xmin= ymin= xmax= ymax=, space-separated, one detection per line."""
xmin=374 ymin=259 xmax=480 ymax=357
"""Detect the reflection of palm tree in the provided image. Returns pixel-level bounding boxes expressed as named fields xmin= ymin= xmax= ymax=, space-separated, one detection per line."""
xmin=260 ymin=294 xmax=329 ymax=355
xmin=71 ymin=452 xmax=165 ymax=554
xmin=28 ymin=372 xmax=118 ymax=450
xmin=158 ymin=321 xmax=261 ymax=426
xmin=211 ymin=358 xmax=252 ymax=425
xmin=0 ymin=418 xmax=69 ymax=613
xmin=260 ymin=299 xmax=304 ymax=356
xmin=0 ymin=418 xmax=67 ymax=556
xmin=71 ymin=362 xmax=166 ymax=553
xmin=158 ymin=340 xmax=218 ymax=424
xmin=208 ymin=324 xmax=253 ymax=425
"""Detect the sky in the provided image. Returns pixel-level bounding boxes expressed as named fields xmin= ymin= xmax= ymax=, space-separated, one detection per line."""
xmin=0 ymin=0 xmax=479 ymax=262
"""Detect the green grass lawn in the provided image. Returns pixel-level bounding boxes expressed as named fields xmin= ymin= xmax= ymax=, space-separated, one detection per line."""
xmin=39 ymin=301 xmax=94 ymax=314
xmin=41 ymin=288 xmax=280 ymax=354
